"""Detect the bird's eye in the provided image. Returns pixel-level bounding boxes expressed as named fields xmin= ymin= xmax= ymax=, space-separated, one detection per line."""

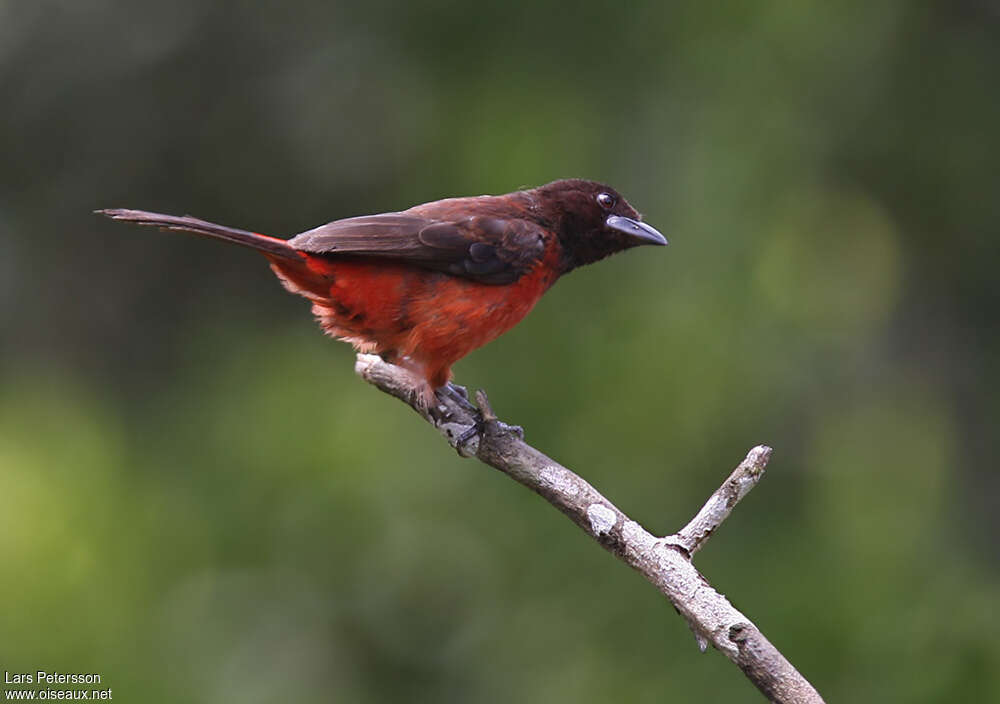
xmin=596 ymin=192 xmax=615 ymax=209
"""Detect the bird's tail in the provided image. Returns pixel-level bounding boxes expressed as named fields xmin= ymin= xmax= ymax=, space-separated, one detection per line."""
xmin=95 ymin=208 xmax=303 ymax=262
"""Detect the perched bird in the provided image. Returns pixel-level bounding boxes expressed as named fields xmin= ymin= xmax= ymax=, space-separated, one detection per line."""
xmin=98 ymin=179 xmax=666 ymax=409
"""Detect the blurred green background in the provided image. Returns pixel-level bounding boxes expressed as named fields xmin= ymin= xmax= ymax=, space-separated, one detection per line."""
xmin=2 ymin=1 xmax=998 ymax=701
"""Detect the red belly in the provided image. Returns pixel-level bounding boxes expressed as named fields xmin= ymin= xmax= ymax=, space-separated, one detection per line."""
xmin=268 ymin=247 xmax=559 ymax=388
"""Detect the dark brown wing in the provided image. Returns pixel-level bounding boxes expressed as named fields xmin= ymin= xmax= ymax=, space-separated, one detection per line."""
xmin=287 ymin=213 xmax=547 ymax=285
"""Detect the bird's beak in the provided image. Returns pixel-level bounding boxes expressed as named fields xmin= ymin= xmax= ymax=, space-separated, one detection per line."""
xmin=605 ymin=215 xmax=668 ymax=246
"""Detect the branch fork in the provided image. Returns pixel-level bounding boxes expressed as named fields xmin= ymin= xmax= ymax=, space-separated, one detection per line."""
xmin=354 ymin=354 xmax=824 ymax=704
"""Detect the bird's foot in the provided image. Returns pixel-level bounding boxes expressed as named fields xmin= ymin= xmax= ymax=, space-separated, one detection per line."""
xmin=427 ymin=385 xmax=480 ymax=456
xmin=427 ymin=383 xmax=475 ymax=423
xmin=428 ymin=387 xmax=522 ymax=456
xmin=453 ymin=390 xmax=523 ymax=448
xmin=439 ymin=382 xmax=478 ymax=413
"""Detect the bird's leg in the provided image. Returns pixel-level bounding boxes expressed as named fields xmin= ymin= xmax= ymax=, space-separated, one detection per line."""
xmin=438 ymin=382 xmax=478 ymax=413
xmin=431 ymin=383 xmax=482 ymax=449
xmin=423 ymin=386 xmax=481 ymax=456
xmin=426 ymin=383 xmax=476 ymax=425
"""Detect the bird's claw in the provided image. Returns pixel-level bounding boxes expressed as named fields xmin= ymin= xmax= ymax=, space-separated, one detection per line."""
xmin=503 ymin=422 xmax=524 ymax=440
xmin=454 ymin=422 xmax=481 ymax=448
xmin=440 ymin=382 xmax=478 ymax=413
xmin=429 ymin=383 xmax=477 ymax=423
xmin=426 ymin=385 xmax=481 ymax=456
xmin=454 ymin=417 xmax=523 ymax=452
xmin=427 ymin=387 xmax=522 ymax=456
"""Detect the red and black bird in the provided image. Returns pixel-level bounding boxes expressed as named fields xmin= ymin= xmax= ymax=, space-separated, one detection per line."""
xmin=98 ymin=179 xmax=666 ymax=408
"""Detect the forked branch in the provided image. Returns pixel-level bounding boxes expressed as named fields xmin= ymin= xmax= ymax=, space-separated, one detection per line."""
xmin=355 ymin=354 xmax=824 ymax=704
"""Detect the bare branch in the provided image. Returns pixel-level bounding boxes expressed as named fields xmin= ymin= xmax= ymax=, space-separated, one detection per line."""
xmin=672 ymin=445 xmax=771 ymax=555
xmin=354 ymin=354 xmax=825 ymax=704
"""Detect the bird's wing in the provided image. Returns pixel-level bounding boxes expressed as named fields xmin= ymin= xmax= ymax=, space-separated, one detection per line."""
xmin=287 ymin=213 xmax=548 ymax=285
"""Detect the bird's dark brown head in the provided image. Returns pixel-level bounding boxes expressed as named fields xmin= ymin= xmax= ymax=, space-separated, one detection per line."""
xmin=529 ymin=179 xmax=666 ymax=272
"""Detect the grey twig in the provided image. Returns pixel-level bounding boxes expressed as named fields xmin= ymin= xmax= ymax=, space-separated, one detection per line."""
xmin=671 ymin=445 xmax=771 ymax=555
xmin=354 ymin=353 xmax=825 ymax=704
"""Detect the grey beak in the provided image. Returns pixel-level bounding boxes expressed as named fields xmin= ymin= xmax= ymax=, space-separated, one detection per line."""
xmin=605 ymin=215 xmax=668 ymax=246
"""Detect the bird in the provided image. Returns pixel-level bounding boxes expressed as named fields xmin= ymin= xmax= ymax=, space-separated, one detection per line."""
xmin=97 ymin=179 xmax=666 ymax=411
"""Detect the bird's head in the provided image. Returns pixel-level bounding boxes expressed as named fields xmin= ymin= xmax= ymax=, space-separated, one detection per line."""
xmin=531 ymin=179 xmax=667 ymax=271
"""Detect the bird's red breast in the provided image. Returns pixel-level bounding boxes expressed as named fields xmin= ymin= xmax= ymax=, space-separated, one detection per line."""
xmin=266 ymin=241 xmax=562 ymax=393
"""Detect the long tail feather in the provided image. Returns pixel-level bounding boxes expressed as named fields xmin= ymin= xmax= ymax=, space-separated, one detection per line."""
xmin=95 ymin=208 xmax=303 ymax=262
